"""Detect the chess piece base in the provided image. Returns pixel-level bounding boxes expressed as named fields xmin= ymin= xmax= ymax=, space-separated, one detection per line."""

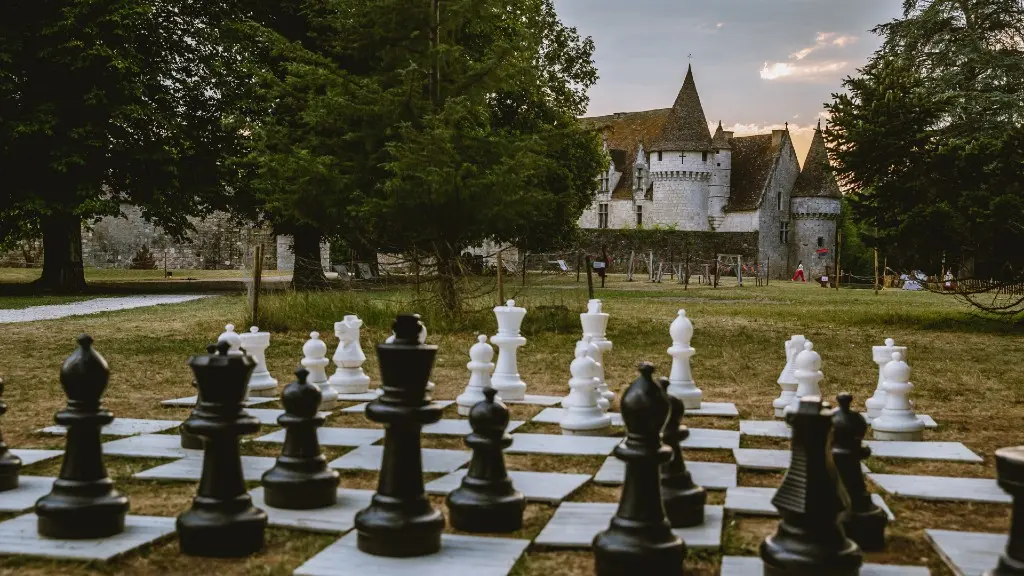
xmin=447 ymin=488 xmax=525 ymax=534
xmin=262 ymin=468 xmax=340 ymax=510
xmin=36 ymin=489 xmax=129 ymax=539
xmin=662 ymin=484 xmax=706 ymax=528
xmin=760 ymin=533 xmax=862 ymax=576
xmin=180 ymin=430 xmax=204 ymax=450
xmin=871 ymin=428 xmax=923 ymax=441
xmin=247 ymin=372 xmax=278 ymax=397
xmin=561 ymin=426 xmax=611 ymax=437
xmin=843 ymin=507 xmax=888 ymax=552
xmin=593 ymin=523 xmax=685 ymax=576
xmin=986 ymin=554 xmax=1024 ymax=575
xmin=355 ymin=504 xmax=444 ymax=557
xmin=773 ymin=407 xmax=788 ymax=418
xmin=491 ymin=381 xmax=526 ymax=402
xmin=0 ymin=453 xmax=21 ymax=492
xmin=864 ymin=396 xmax=885 ymax=421
xmin=177 ymin=504 xmax=267 ymax=557
xmin=667 ymin=383 xmax=702 ymax=411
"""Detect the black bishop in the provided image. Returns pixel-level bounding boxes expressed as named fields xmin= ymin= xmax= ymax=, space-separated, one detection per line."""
xmin=832 ymin=392 xmax=887 ymax=551
xmin=659 ymin=377 xmax=705 ymax=528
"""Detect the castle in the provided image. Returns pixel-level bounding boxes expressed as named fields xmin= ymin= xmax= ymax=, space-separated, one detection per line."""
xmin=579 ymin=65 xmax=842 ymax=278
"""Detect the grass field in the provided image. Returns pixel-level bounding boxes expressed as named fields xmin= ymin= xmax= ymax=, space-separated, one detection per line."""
xmin=0 ymin=275 xmax=1021 ymax=575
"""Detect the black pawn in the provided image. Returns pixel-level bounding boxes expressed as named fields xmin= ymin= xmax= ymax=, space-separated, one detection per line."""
xmin=261 ymin=368 xmax=340 ymax=509
xmin=760 ymin=396 xmax=862 ymax=576
xmin=593 ymin=363 xmax=685 ymax=576
xmin=987 ymin=446 xmax=1024 ymax=575
xmin=35 ymin=335 xmax=129 ymax=539
xmin=354 ymin=314 xmax=445 ymax=557
xmin=180 ymin=346 xmax=216 ymax=451
xmin=177 ymin=341 xmax=267 ymax=557
xmin=447 ymin=387 xmax=525 ymax=533
xmin=832 ymin=393 xmax=887 ymax=551
xmin=658 ymin=377 xmax=706 ymax=528
xmin=0 ymin=377 xmax=22 ymax=492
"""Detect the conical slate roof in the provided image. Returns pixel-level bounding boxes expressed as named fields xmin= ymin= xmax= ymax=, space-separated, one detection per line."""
xmin=649 ymin=65 xmax=713 ymax=152
xmin=712 ymin=121 xmax=732 ymax=150
xmin=792 ymin=123 xmax=842 ymax=199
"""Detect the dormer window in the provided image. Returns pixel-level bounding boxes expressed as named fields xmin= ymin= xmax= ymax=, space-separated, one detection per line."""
xmin=702 ymin=152 xmax=708 ymax=162
xmin=657 ymin=151 xmax=663 ymax=162
xmin=636 ymin=167 xmax=644 ymax=190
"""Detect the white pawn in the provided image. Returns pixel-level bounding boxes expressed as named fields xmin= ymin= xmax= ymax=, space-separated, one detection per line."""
xmin=666 ymin=309 xmax=702 ymax=410
xmin=872 ymin=352 xmax=925 ymax=441
xmin=584 ymin=299 xmax=616 ymax=409
xmin=327 ymin=315 xmax=372 ymax=395
xmin=785 ymin=341 xmax=823 ymax=417
xmin=490 ymin=299 xmax=528 ymax=401
xmin=302 ymin=332 xmax=337 ymax=409
xmin=560 ymin=338 xmax=612 ymax=436
xmin=239 ymin=326 xmax=278 ymax=397
xmin=217 ymin=324 xmax=243 ymax=356
xmin=456 ymin=335 xmax=494 ymax=416
xmin=385 ymin=322 xmax=435 ymax=394
xmin=865 ymin=338 xmax=907 ymax=421
xmin=773 ymin=335 xmax=806 ymax=418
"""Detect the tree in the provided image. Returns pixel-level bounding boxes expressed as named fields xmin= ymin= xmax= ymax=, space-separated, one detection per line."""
xmin=825 ymin=0 xmax=1024 ymax=316
xmin=0 ymin=1 xmax=254 ymax=293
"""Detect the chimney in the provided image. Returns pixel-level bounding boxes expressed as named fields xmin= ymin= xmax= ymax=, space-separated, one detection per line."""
xmin=613 ymin=112 xmax=626 ymax=119
xmin=723 ymin=131 xmax=734 ymax=140
xmin=772 ymin=129 xmax=786 ymax=149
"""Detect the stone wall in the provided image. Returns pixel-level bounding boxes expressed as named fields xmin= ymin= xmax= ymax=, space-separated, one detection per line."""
xmin=758 ymin=137 xmax=802 ymax=278
xmin=650 ymin=150 xmax=712 ymax=230
xmin=573 ymin=229 xmax=760 ymax=271
xmin=790 ymin=197 xmax=841 ymax=278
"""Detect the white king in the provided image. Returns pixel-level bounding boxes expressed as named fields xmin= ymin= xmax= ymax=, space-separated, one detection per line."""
xmin=490 ymin=299 xmax=528 ymax=401
xmin=666 ymin=309 xmax=702 ymax=410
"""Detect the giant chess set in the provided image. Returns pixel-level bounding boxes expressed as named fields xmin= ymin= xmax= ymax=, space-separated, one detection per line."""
xmin=0 ymin=298 xmax=1017 ymax=575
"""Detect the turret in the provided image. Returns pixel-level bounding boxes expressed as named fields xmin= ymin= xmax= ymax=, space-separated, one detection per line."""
xmin=709 ymin=121 xmax=732 ymax=230
xmin=790 ymin=121 xmax=842 ymax=277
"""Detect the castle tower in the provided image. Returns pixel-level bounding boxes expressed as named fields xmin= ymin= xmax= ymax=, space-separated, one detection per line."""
xmin=709 ymin=121 xmax=732 ymax=230
xmin=648 ymin=65 xmax=714 ymax=230
xmin=790 ymin=121 xmax=842 ymax=277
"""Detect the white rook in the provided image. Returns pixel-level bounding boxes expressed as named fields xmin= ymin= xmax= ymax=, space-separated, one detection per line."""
xmin=560 ymin=338 xmax=612 ymax=436
xmin=667 ymin=309 xmax=701 ymax=409
xmin=239 ymin=326 xmax=278 ymax=398
xmin=865 ymin=338 xmax=907 ymax=421
xmin=302 ymin=332 xmax=337 ymax=409
xmin=490 ymin=299 xmax=528 ymax=401
xmin=456 ymin=335 xmax=495 ymax=417
xmin=773 ymin=335 xmax=806 ymax=418
xmin=327 ymin=315 xmax=372 ymax=395
xmin=872 ymin=352 xmax=925 ymax=441
xmin=785 ymin=341 xmax=823 ymax=417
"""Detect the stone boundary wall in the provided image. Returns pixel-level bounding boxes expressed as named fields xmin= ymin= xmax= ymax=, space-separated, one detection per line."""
xmin=571 ymin=229 xmax=760 ymax=271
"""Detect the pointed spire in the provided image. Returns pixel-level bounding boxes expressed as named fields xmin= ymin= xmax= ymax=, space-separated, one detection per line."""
xmin=793 ymin=123 xmax=841 ymax=199
xmin=712 ymin=120 xmax=731 ymax=150
xmin=650 ymin=65 xmax=714 ymax=152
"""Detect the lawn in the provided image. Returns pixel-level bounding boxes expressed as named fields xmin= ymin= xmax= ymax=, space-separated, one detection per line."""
xmin=0 ymin=275 xmax=1020 ymax=575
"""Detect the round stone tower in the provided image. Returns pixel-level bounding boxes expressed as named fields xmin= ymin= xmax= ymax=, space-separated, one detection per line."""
xmin=709 ymin=121 xmax=732 ymax=230
xmin=790 ymin=121 xmax=842 ymax=278
xmin=647 ymin=65 xmax=714 ymax=231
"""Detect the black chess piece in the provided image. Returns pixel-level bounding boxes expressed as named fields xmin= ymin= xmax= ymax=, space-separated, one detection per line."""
xmin=760 ymin=396 xmax=862 ymax=576
xmin=987 ymin=446 xmax=1024 ymax=575
xmin=262 ymin=368 xmax=340 ymax=510
xmin=0 ymin=377 xmax=22 ymax=492
xmin=35 ymin=335 xmax=130 ymax=539
xmin=593 ymin=363 xmax=685 ymax=576
xmin=354 ymin=314 xmax=445 ymax=557
xmin=658 ymin=377 xmax=705 ymax=528
xmin=180 ymin=347 xmax=215 ymax=451
xmin=447 ymin=387 xmax=525 ymax=533
xmin=832 ymin=393 xmax=887 ymax=551
xmin=177 ymin=341 xmax=267 ymax=557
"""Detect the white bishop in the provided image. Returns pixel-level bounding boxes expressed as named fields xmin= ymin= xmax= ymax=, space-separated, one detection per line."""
xmin=456 ymin=335 xmax=495 ymax=416
xmin=666 ymin=309 xmax=702 ymax=409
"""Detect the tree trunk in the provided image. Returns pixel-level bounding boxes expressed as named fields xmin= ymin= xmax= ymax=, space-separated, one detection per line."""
xmin=290 ymin=227 xmax=329 ymax=291
xmin=36 ymin=212 xmax=87 ymax=294
xmin=434 ymin=243 xmax=460 ymax=313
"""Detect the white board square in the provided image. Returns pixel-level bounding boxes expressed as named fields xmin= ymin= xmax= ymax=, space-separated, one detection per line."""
xmin=732 ymin=449 xmax=870 ymax=474
xmin=683 ymin=428 xmax=740 ymax=450
xmin=295 ymin=531 xmax=529 ymax=576
xmin=720 ymin=556 xmax=930 ymax=575
xmin=533 ymin=502 xmax=723 ymax=550
xmin=10 ymin=449 xmax=63 ymax=466
xmin=501 ymin=394 xmax=564 ymax=407
xmin=133 ymin=455 xmax=276 ymax=482
xmin=530 ymin=408 xmax=623 ymax=427
xmin=0 ymin=477 xmax=55 ymax=512
xmin=739 ymin=420 xmax=791 ymax=439
xmin=101 ymin=435 xmax=201 ymax=459
xmin=329 ymin=445 xmax=470 ymax=474
xmin=725 ymin=487 xmax=893 ymax=520
xmin=0 ymin=513 xmax=176 ymax=562
xmin=925 ymin=528 xmax=1004 ymax=576
xmin=246 ymin=408 xmax=332 ymax=426
xmin=254 ymin=427 xmax=385 ymax=448
xmin=422 ymin=419 xmax=525 ymax=436
xmin=505 ymin=433 xmax=621 ymax=456
xmin=869 ymin=474 xmax=1010 ymax=504
xmin=39 ymin=418 xmax=181 ymax=437
xmin=425 ymin=470 xmax=591 ymax=504
xmin=686 ymin=402 xmax=739 ymax=417
xmin=865 ymin=441 xmax=982 ymax=462
xmin=342 ymin=400 xmax=454 ymax=414
xmin=249 ymin=487 xmax=374 ymax=533
xmin=593 ymin=457 xmax=737 ymax=490
xmin=335 ymin=390 xmax=383 ymax=402
xmin=161 ymin=395 xmax=276 ymax=407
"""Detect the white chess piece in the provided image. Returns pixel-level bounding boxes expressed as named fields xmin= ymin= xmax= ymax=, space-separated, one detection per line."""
xmin=239 ymin=326 xmax=278 ymax=397
xmin=865 ymin=338 xmax=908 ymax=421
xmin=583 ymin=299 xmax=615 ymax=409
xmin=871 ymin=352 xmax=925 ymax=441
xmin=456 ymin=335 xmax=494 ymax=416
xmin=560 ymin=338 xmax=612 ymax=436
xmin=785 ymin=341 xmax=823 ymax=416
xmin=666 ymin=309 xmax=702 ymax=409
xmin=217 ymin=324 xmax=243 ymax=356
xmin=327 ymin=315 xmax=372 ymax=395
xmin=773 ymin=335 xmax=806 ymax=417
xmin=302 ymin=332 xmax=337 ymax=409
xmin=490 ymin=299 xmax=528 ymax=401
xmin=385 ymin=322 xmax=434 ymax=394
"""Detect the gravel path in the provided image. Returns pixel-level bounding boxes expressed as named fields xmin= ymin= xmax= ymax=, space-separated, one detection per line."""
xmin=0 ymin=295 xmax=211 ymax=324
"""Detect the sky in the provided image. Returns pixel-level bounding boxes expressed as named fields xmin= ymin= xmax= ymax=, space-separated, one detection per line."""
xmin=553 ymin=0 xmax=904 ymax=163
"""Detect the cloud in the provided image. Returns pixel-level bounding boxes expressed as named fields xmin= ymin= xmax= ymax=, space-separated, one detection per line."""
xmin=790 ymin=32 xmax=859 ymax=60
xmin=760 ymin=61 xmax=849 ymax=81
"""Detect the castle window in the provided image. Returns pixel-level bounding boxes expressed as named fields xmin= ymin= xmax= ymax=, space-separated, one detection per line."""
xmin=635 ymin=205 xmax=643 ymax=227
xmin=657 ymin=151 xmax=663 ymax=162
xmin=817 ymin=236 xmax=825 ymax=248
xmin=777 ymin=190 xmax=783 ymax=211
xmin=602 ymin=174 xmax=609 ymax=192
xmin=636 ymin=167 xmax=643 ymax=190
xmin=598 ymin=204 xmax=609 ymax=229
xmin=702 ymin=152 xmax=708 ymax=162
xmin=780 ymin=221 xmax=790 ymax=244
